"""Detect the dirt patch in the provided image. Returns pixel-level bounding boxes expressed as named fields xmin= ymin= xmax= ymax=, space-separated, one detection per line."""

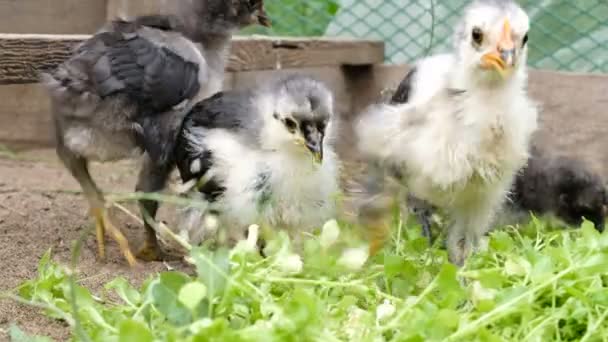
xmin=0 ymin=149 xmax=189 ymax=341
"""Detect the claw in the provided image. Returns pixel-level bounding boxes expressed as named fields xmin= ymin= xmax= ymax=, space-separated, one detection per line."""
xmin=447 ymin=237 xmax=470 ymax=267
xmin=91 ymin=207 xmax=138 ymax=267
xmin=136 ymin=238 xmax=164 ymax=262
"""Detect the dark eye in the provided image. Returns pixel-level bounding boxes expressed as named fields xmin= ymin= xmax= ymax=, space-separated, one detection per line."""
xmin=522 ymin=33 xmax=529 ymax=46
xmin=247 ymin=0 xmax=259 ymax=10
xmin=284 ymin=118 xmax=298 ymax=133
xmin=472 ymin=27 xmax=484 ymax=45
xmin=317 ymin=120 xmax=328 ymax=133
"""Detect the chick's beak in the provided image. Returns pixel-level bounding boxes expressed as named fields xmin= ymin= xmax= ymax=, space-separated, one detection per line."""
xmin=305 ymin=132 xmax=323 ymax=164
xmin=481 ymin=19 xmax=516 ymax=78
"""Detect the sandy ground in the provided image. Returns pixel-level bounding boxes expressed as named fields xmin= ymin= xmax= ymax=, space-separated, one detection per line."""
xmin=0 ymin=149 xmax=189 ymax=341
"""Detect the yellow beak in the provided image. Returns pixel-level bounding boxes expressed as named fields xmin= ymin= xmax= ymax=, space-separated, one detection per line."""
xmin=481 ymin=19 xmax=516 ymax=78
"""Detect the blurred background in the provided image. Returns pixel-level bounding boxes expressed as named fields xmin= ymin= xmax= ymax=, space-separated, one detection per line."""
xmin=244 ymin=0 xmax=608 ymax=74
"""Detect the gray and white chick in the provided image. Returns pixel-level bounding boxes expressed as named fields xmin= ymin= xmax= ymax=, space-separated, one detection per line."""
xmin=43 ymin=0 xmax=270 ymax=266
xmin=173 ymin=75 xmax=340 ymax=248
xmin=353 ymin=0 xmax=538 ymax=265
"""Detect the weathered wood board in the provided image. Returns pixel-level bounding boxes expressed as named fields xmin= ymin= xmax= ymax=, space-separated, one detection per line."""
xmin=0 ymin=0 xmax=107 ymax=34
xmin=0 ymin=34 xmax=384 ymax=84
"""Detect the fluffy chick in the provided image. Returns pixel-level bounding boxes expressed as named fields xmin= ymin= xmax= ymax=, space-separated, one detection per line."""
xmin=173 ymin=75 xmax=340 ymax=247
xmin=353 ymin=0 xmax=538 ymax=265
xmin=503 ymin=147 xmax=607 ymax=232
xmin=43 ymin=0 xmax=269 ymax=266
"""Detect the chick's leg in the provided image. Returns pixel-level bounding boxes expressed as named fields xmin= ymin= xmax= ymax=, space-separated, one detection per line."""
xmin=56 ymin=144 xmax=137 ymax=266
xmin=352 ymin=163 xmax=396 ymax=256
xmin=357 ymin=192 xmax=397 ymax=256
xmin=368 ymin=216 xmax=391 ymax=256
xmin=446 ymin=220 xmax=468 ymax=267
xmin=407 ymin=195 xmax=435 ymax=245
xmin=447 ymin=201 xmax=496 ymax=266
xmin=135 ymin=154 xmax=173 ymax=261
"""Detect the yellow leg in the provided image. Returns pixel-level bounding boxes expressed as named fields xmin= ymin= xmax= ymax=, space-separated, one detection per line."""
xmin=368 ymin=219 xmax=390 ymax=256
xmin=92 ymin=207 xmax=138 ymax=267
xmin=94 ymin=211 xmax=106 ymax=260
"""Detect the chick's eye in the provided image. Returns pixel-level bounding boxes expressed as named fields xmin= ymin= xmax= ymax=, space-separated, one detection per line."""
xmin=317 ymin=121 xmax=328 ymax=133
xmin=284 ymin=118 xmax=298 ymax=133
xmin=472 ymin=27 xmax=484 ymax=45
xmin=522 ymin=33 xmax=529 ymax=46
xmin=247 ymin=0 xmax=259 ymax=10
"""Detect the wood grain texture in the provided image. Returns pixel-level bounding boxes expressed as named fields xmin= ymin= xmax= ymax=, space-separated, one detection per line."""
xmin=228 ymin=36 xmax=385 ymax=72
xmin=0 ymin=34 xmax=89 ymax=85
xmin=0 ymin=34 xmax=385 ymax=84
xmin=106 ymin=0 xmax=168 ymax=20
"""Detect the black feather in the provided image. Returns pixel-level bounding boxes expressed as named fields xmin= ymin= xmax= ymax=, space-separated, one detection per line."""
xmin=511 ymin=151 xmax=606 ymax=232
xmin=391 ymin=67 xmax=417 ymax=104
xmin=199 ymin=177 xmax=227 ymax=203
xmin=64 ymin=15 xmax=201 ymax=118
xmin=183 ymin=91 xmax=254 ymax=131
xmin=174 ymin=91 xmax=253 ymax=179
xmin=174 ymin=90 xmax=260 ymax=204
xmin=91 ymin=31 xmax=200 ymax=114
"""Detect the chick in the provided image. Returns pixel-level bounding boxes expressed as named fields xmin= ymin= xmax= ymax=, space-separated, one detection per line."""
xmin=173 ymin=75 xmax=340 ymax=247
xmin=353 ymin=0 xmax=538 ymax=265
xmin=503 ymin=147 xmax=607 ymax=232
xmin=43 ymin=0 xmax=269 ymax=266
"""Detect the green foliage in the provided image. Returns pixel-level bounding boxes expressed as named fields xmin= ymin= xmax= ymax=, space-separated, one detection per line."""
xmin=241 ymin=0 xmax=340 ymax=37
xmin=11 ymin=217 xmax=608 ymax=341
xmin=9 ymin=325 xmax=54 ymax=342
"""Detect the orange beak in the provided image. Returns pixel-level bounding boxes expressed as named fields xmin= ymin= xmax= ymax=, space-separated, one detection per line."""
xmin=481 ymin=19 xmax=516 ymax=78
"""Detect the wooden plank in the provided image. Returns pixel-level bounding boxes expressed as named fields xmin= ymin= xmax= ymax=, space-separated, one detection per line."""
xmin=0 ymin=0 xmax=107 ymax=34
xmin=0 ymin=34 xmax=89 ymax=85
xmin=228 ymin=36 xmax=385 ymax=72
xmin=0 ymin=34 xmax=385 ymax=85
xmin=106 ymin=0 xmax=168 ymax=20
xmin=0 ymin=84 xmax=54 ymax=147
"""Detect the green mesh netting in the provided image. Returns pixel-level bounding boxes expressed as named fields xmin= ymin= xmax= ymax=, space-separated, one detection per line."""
xmin=243 ymin=0 xmax=607 ymax=73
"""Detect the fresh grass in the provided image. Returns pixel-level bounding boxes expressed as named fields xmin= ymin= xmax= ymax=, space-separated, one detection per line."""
xmin=6 ymin=213 xmax=608 ymax=341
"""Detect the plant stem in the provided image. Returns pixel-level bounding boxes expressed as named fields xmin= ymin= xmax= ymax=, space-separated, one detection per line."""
xmin=446 ymin=267 xmax=574 ymax=341
xmin=381 ymin=275 xmax=439 ymax=332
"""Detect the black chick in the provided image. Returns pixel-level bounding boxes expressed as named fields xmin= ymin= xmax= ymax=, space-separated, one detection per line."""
xmin=42 ymin=0 xmax=270 ymax=266
xmin=508 ymin=147 xmax=607 ymax=232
